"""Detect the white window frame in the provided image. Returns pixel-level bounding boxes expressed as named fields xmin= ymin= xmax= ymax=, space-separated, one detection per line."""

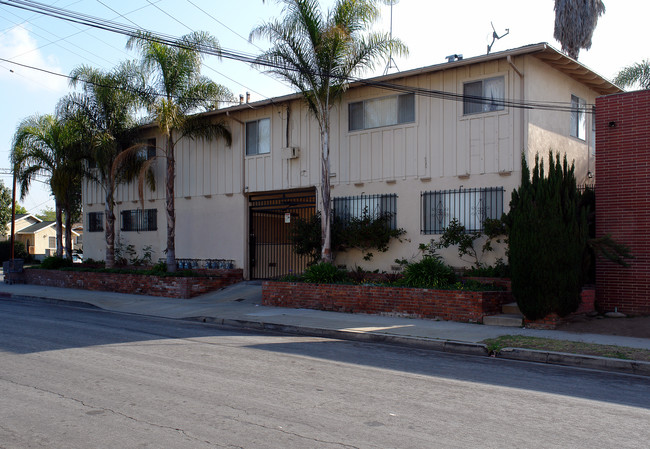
xmin=348 ymin=93 xmax=415 ymax=132
xmin=570 ymin=95 xmax=587 ymax=140
xmin=463 ymin=76 xmax=506 ymax=116
xmin=245 ymin=118 xmax=271 ymax=156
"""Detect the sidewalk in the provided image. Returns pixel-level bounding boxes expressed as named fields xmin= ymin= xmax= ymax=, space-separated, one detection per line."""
xmin=1 ymin=281 xmax=649 ymax=376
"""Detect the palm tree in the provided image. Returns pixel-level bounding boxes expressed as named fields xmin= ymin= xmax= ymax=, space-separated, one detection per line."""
xmin=126 ymin=31 xmax=233 ymax=272
xmin=60 ymin=61 xmax=150 ymax=268
xmin=250 ymin=0 xmax=406 ymax=262
xmin=553 ymin=0 xmax=605 ymax=60
xmin=11 ymin=114 xmax=83 ymax=259
xmin=614 ymin=60 xmax=650 ymax=90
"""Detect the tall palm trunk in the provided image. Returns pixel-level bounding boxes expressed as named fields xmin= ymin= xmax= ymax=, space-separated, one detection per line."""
xmin=319 ymin=110 xmax=332 ymax=263
xmin=165 ymin=133 xmax=177 ymax=272
xmin=55 ymin=201 xmax=63 ymax=258
xmin=64 ymin=209 xmax=73 ymax=261
xmin=104 ymin=184 xmax=116 ymax=268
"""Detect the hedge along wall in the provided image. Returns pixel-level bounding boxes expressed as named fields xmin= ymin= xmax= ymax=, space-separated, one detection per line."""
xmin=262 ymin=281 xmax=512 ymax=323
xmin=23 ymin=268 xmax=243 ymax=299
xmin=595 ymin=90 xmax=650 ymax=315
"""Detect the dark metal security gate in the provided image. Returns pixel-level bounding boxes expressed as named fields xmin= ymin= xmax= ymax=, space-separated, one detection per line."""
xmin=249 ymin=188 xmax=317 ymax=279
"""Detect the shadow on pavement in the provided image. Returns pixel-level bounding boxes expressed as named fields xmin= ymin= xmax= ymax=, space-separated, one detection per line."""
xmin=1 ymin=298 xmax=648 ymax=412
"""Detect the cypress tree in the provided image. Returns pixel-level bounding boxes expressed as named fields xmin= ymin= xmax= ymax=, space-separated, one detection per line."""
xmin=508 ymin=151 xmax=587 ymax=320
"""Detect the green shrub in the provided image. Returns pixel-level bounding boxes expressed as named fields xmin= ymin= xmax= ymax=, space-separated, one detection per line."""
xmin=302 ymin=262 xmax=348 ymax=284
xmin=40 ymin=256 xmax=73 ymax=270
xmin=150 ymin=261 xmax=167 ymax=274
xmin=399 ymin=255 xmax=456 ymax=289
xmin=289 ymin=210 xmax=406 ymax=263
xmin=507 ymin=152 xmax=586 ymax=320
xmin=465 ymin=259 xmax=510 ymax=278
xmin=0 ymin=240 xmax=27 ymax=263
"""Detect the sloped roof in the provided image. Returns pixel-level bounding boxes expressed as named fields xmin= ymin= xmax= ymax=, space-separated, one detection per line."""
xmin=17 ymin=221 xmax=56 ymax=234
xmin=137 ymin=42 xmax=621 ymax=132
xmin=17 ymin=221 xmax=80 ymax=236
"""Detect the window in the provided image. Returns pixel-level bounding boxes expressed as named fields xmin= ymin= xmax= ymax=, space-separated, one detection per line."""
xmin=88 ymin=212 xmax=104 ymax=233
xmin=348 ymin=93 xmax=415 ymax=131
xmin=48 ymin=237 xmax=56 ymax=248
xmin=333 ymin=194 xmax=397 ymax=229
xmin=120 ymin=209 xmax=157 ymax=232
xmin=463 ymin=76 xmax=505 ymax=115
xmin=570 ymin=95 xmax=587 ymax=140
xmin=421 ymin=187 xmax=504 ymax=234
xmin=246 ymin=118 xmax=270 ymax=155
xmin=137 ymin=138 xmax=157 ymax=160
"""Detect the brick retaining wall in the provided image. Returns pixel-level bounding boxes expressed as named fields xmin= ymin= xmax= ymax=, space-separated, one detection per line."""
xmin=23 ymin=268 xmax=243 ymax=299
xmin=262 ymin=281 xmax=512 ymax=323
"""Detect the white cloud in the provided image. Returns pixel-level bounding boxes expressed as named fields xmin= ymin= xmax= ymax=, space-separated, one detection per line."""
xmin=0 ymin=25 xmax=68 ymax=93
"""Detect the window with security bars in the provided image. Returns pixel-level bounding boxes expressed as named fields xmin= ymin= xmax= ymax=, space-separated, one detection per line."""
xmin=421 ymin=187 xmax=504 ymax=234
xmin=87 ymin=212 xmax=104 ymax=232
xmin=333 ymin=194 xmax=397 ymax=229
xmin=120 ymin=209 xmax=157 ymax=232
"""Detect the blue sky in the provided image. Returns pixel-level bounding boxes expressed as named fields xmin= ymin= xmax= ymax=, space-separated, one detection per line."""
xmin=0 ymin=0 xmax=647 ymax=214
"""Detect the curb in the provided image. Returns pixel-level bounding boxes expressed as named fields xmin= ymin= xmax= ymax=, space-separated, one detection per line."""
xmin=496 ymin=347 xmax=650 ymax=377
xmin=2 ymin=294 xmax=649 ymax=377
xmin=2 ymin=293 xmax=102 ymax=310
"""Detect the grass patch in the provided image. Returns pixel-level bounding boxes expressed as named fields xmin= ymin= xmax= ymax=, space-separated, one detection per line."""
xmin=482 ymin=335 xmax=650 ymax=362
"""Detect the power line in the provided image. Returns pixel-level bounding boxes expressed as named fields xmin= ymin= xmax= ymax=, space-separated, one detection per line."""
xmin=0 ymin=56 xmax=241 ymax=106
xmin=140 ymin=0 xmax=270 ymax=99
xmin=0 ymin=0 xmax=595 ymax=113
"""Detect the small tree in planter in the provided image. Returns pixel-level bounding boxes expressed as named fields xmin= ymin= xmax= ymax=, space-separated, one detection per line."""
xmin=507 ymin=152 xmax=587 ymax=320
xmin=434 ymin=217 xmax=507 ymax=270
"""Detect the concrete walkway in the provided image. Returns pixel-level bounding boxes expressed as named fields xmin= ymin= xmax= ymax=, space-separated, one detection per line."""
xmin=1 ymin=281 xmax=649 ymax=376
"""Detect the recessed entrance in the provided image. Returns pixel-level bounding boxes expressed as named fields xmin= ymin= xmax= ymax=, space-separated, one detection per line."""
xmin=248 ymin=187 xmax=317 ymax=279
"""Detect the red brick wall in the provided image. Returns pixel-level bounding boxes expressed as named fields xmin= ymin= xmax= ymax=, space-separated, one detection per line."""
xmin=23 ymin=268 xmax=243 ymax=299
xmin=595 ymin=91 xmax=650 ymax=315
xmin=262 ymin=281 xmax=512 ymax=323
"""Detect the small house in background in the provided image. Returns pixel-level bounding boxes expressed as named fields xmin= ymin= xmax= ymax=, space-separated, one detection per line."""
xmin=82 ymin=42 xmax=620 ymax=279
xmin=13 ymin=221 xmax=79 ymax=260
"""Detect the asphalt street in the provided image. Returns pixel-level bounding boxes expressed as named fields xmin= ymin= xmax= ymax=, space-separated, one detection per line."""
xmin=1 ymin=299 xmax=649 ymax=448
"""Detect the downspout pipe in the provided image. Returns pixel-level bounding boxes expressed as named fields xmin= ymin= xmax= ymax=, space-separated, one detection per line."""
xmin=507 ymin=55 xmax=525 ymax=169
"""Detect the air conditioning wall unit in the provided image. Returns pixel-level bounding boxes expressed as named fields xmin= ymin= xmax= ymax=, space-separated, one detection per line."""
xmin=281 ymin=147 xmax=300 ymax=160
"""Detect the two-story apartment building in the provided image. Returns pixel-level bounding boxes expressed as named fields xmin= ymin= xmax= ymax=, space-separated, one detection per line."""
xmin=82 ymin=43 xmax=620 ymax=278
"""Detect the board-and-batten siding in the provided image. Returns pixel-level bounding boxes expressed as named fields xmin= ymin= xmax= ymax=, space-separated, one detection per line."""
xmin=83 ymin=57 xmax=520 ymax=205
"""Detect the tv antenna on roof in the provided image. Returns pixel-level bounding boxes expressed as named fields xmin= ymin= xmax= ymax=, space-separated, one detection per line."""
xmin=486 ymin=22 xmax=509 ymax=54
xmin=383 ymin=0 xmax=399 ymax=75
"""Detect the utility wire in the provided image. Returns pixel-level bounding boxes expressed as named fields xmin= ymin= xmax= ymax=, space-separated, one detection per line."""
xmin=141 ymin=0 xmax=269 ymax=99
xmin=0 ymin=0 xmax=595 ymax=113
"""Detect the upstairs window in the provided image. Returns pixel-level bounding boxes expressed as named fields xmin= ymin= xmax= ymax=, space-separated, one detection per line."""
xmin=463 ymin=76 xmax=505 ymax=115
xmin=421 ymin=187 xmax=504 ymax=234
xmin=246 ymin=118 xmax=271 ymax=156
xmin=333 ymin=193 xmax=398 ymax=230
xmin=348 ymin=93 xmax=415 ymax=131
xmin=570 ymin=95 xmax=587 ymax=140
xmin=120 ymin=209 xmax=157 ymax=232
xmin=87 ymin=212 xmax=104 ymax=233
xmin=138 ymin=138 xmax=157 ymax=160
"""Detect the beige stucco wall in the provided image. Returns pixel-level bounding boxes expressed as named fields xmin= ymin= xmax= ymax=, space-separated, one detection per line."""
xmin=525 ymin=57 xmax=596 ymax=183
xmin=16 ymin=226 xmax=61 ymax=257
xmin=82 ymin=51 xmax=606 ymax=274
